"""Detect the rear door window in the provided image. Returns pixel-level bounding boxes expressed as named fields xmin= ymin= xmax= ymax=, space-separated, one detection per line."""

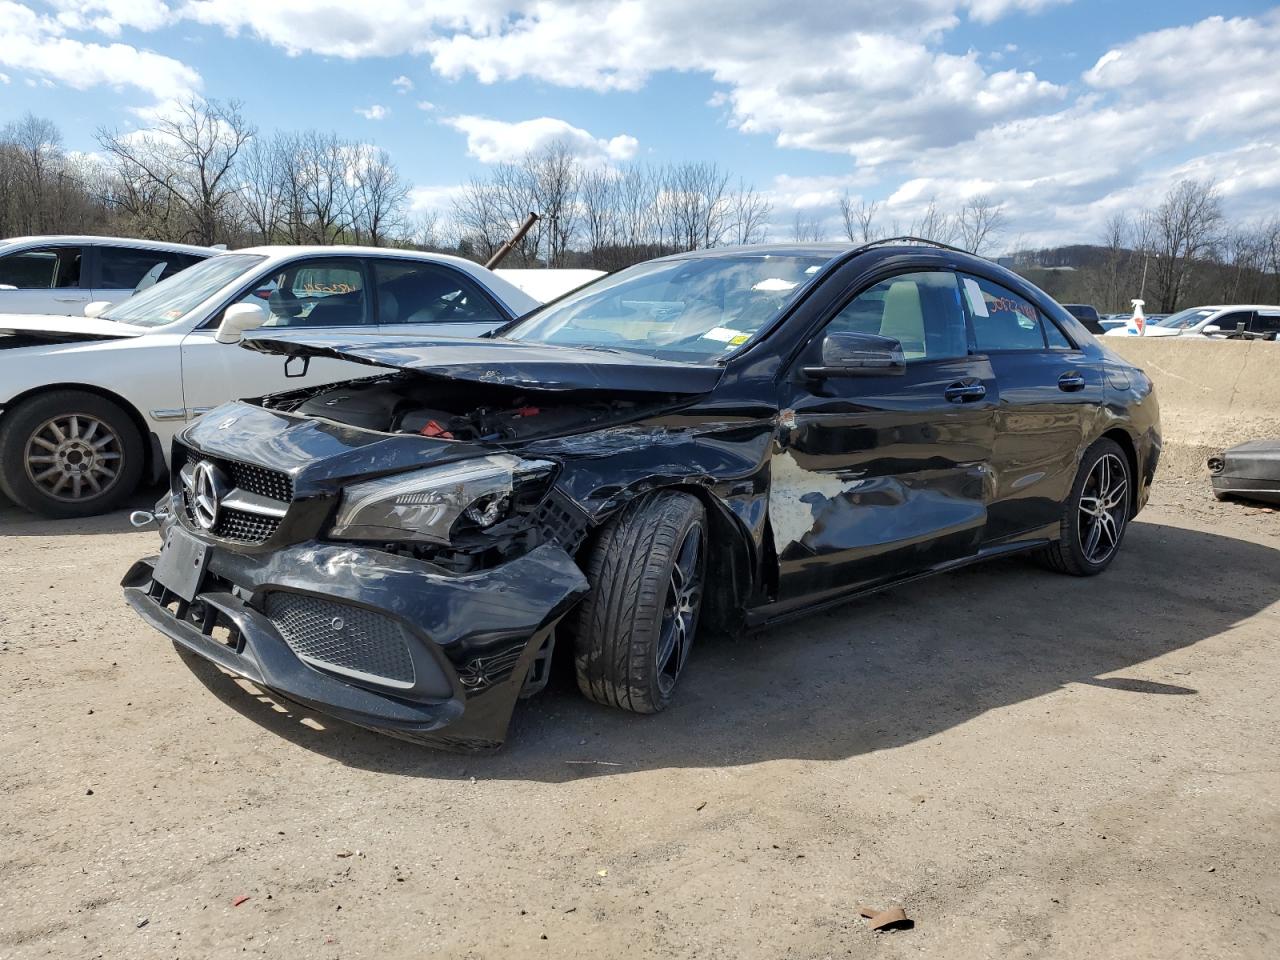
xmin=1212 ymin=311 xmax=1252 ymax=334
xmin=961 ymin=274 xmax=1052 ymax=351
xmin=97 ymin=247 xmax=202 ymax=289
xmin=371 ymin=259 xmax=504 ymax=325
xmin=1252 ymin=312 xmax=1280 ymax=335
xmin=0 ymin=246 xmax=83 ymax=288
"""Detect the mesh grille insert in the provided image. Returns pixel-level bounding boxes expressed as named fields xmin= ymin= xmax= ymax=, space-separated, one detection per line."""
xmin=265 ymin=593 xmax=415 ymax=687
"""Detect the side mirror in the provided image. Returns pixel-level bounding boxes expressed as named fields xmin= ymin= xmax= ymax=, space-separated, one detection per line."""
xmin=84 ymin=301 xmax=112 ymax=318
xmin=215 ymin=302 xmax=269 ymax=344
xmin=804 ymin=331 xmax=906 ymax=378
xmin=1202 ymin=325 xmax=1222 ymax=335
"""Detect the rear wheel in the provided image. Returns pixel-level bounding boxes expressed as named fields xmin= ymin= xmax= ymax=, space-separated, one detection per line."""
xmin=1038 ymin=438 xmax=1132 ymax=576
xmin=573 ymin=492 xmax=706 ymax=714
xmin=0 ymin=390 xmax=144 ymax=518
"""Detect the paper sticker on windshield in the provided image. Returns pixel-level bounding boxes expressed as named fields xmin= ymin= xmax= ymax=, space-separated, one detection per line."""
xmin=753 ymin=278 xmax=799 ymax=292
xmin=703 ymin=326 xmax=743 ymax=343
xmin=963 ymin=278 xmax=989 ymax=318
xmin=730 ymin=333 xmax=750 ymax=345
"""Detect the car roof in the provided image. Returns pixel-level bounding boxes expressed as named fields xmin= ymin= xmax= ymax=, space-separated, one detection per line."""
xmin=0 ymin=234 xmax=219 ymax=254
xmin=234 ymin=244 xmax=484 ymax=263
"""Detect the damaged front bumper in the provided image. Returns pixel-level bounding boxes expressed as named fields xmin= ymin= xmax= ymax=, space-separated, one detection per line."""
xmin=122 ymin=531 xmax=588 ymax=751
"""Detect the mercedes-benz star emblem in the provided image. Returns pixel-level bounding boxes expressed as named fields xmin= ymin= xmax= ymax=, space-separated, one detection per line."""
xmin=190 ymin=460 xmax=229 ymax=531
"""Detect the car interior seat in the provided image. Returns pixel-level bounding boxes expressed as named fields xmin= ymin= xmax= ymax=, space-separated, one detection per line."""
xmin=879 ymin=281 xmax=926 ymax=358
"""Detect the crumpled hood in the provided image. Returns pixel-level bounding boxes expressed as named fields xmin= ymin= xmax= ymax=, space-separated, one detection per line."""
xmin=0 ymin=313 xmax=148 ymax=345
xmin=241 ymin=333 xmax=724 ymax=395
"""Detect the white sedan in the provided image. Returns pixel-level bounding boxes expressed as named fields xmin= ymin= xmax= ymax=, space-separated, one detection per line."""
xmin=0 ymin=246 xmax=540 ymax=518
xmin=1104 ymin=304 xmax=1280 ymax=339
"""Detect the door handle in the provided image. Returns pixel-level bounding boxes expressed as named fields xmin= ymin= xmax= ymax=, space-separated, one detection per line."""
xmin=944 ymin=381 xmax=987 ymax=403
xmin=1058 ymin=372 xmax=1087 ymax=392
xmin=55 ymin=296 xmax=84 ymax=302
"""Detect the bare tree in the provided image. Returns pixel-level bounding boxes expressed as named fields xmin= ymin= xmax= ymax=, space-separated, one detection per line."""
xmin=578 ymin=166 xmax=617 ymax=260
xmin=728 ymin=179 xmax=771 ymax=245
xmin=1091 ymin=212 xmax=1135 ymax=312
xmin=1149 ymin=178 xmax=1224 ymax=312
xmin=790 ymin=209 xmax=825 ymax=242
xmin=956 ymin=194 xmax=1005 ymax=254
xmin=239 ymin=133 xmax=285 ymax=244
xmin=350 ymin=146 xmax=409 ymax=246
xmin=97 ymin=97 xmax=254 ymax=245
xmin=910 ymin=197 xmax=956 ymax=245
xmin=661 ymin=161 xmax=731 ymax=251
xmin=526 ymin=142 xmax=579 ymax=266
xmin=838 ymin=192 xmax=880 ymax=242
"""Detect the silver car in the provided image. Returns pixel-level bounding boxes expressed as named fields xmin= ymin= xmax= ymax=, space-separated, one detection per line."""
xmin=0 ymin=235 xmax=218 ymax=316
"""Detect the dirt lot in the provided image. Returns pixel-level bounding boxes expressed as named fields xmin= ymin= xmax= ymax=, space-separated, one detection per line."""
xmin=1 ymin=471 xmax=1277 ymax=960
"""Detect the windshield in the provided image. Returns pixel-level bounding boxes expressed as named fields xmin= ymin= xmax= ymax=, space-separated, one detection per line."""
xmin=103 ymin=253 xmax=266 ymax=327
xmin=1153 ymin=307 xmax=1214 ymax=329
xmin=503 ymin=254 xmax=830 ymax=362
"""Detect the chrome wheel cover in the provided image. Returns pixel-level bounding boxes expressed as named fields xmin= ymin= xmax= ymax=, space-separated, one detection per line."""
xmin=1077 ymin=452 xmax=1128 ymax=564
xmin=656 ymin=524 xmax=703 ymax=695
xmin=23 ymin=414 xmax=124 ymax=502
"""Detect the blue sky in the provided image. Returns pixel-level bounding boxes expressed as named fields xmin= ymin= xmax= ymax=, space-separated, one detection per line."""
xmin=3 ymin=1 xmax=1278 ymax=246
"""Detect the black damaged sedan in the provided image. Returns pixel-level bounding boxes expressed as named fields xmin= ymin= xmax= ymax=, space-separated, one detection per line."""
xmin=123 ymin=240 xmax=1160 ymax=750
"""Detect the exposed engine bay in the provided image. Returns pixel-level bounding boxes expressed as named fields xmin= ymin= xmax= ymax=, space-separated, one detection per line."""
xmin=261 ymin=372 xmax=680 ymax=444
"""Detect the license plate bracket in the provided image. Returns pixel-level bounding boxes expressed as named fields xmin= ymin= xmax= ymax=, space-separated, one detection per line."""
xmin=153 ymin=526 xmax=210 ymax=603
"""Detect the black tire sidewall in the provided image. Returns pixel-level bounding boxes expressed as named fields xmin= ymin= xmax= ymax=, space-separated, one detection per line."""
xmin=573 ymin=492 xmax=707 ymax=714
xmin=0 ymin=391 xmax=145 ymax=518
xmin=1061 ymin=438 xmax=1131 ymax=573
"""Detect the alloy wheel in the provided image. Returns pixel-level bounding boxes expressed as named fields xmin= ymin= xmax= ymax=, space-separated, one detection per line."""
xmin=1077 ymin=452 xmax=1128 ymax=565
xmin=656 ymin=524 xmax=703 ymax=695
xmin=22 ymin=413 xmax=124 ymax=502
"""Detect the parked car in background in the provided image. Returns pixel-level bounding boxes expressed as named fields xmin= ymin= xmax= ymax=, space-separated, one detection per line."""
xmin=0 ymin=246 xmax=540 ymax=518
xmin=1061 ymin=303 xmax=1105 ymax=334
xmin=121 ymin=240 xmax=1160 ymax=750
xmin=1105 ymin=305 xmax=1280 ymax=339
xmin=0 ymin=235 xmax=217 ymax=315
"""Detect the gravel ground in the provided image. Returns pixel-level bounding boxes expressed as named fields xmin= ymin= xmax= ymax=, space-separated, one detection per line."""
xmin=1 ymin=473 xmax=1277 ymax=960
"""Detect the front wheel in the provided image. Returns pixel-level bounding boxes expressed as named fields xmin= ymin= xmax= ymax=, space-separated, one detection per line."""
xmin=1037 ymin=438 xmax=1132 ymax=576
xmin=0 ymin=390 xmax=145 ymax=518
xmin=572 ymin=492 xmax=706 ymax=714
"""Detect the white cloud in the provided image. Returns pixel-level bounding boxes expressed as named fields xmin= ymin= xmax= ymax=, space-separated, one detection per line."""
xmin=444 ymin=115 xmax=639 ymax=165
xmin=391 ymin=74 xmax=413 ymax=92
xmin=408 ymin=182 xmax=465 ymax=215
xmin=355 ymin=103 xmax=389 ymax=120
xmin=0 ymin=72 xmax=9 ymax=84
xmin=415 ymin=99 xmax=435 ymax=111
xmin=0 ymin=1 xmax=201 ymax=103
xmin=46 ymin=0 xmax=172 ymax=36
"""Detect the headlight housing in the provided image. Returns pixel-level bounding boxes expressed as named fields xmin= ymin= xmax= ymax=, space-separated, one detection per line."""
xmin=329 ymin=454 xmax=555 ymax=544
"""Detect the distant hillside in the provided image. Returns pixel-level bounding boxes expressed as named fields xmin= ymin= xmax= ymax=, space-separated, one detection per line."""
xmin=1003 ymin=245 xmax=1278 ymax=313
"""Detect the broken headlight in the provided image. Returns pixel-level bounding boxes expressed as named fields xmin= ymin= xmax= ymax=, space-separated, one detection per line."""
xmin=329 ymin=454 xmax=555 ymax=544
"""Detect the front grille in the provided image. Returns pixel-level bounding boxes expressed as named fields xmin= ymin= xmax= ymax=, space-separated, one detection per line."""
xmin=264 ymin=593 xmax=416 ymax=688
xmin=216 ymin=509 xmax=281 ymax=544
xmin=225 ymin=460 xmax=293 ymax=502
xmin=175 ymin=445 xmax=292 ymax=545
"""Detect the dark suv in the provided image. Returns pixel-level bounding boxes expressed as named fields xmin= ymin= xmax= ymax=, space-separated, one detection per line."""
xmin=123 ymin=240 xmax=1161 ymax=750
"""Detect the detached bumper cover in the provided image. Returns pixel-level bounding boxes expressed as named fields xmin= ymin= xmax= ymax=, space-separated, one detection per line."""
xmin=1208 ymin=439 xmax=1280 ymax=505
xmin=122 ymin=539 xmax=588 ymax=750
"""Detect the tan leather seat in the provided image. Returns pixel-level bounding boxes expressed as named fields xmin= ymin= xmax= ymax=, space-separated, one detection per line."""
xmin=879 ymin=281 xmax=926 ymax=358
